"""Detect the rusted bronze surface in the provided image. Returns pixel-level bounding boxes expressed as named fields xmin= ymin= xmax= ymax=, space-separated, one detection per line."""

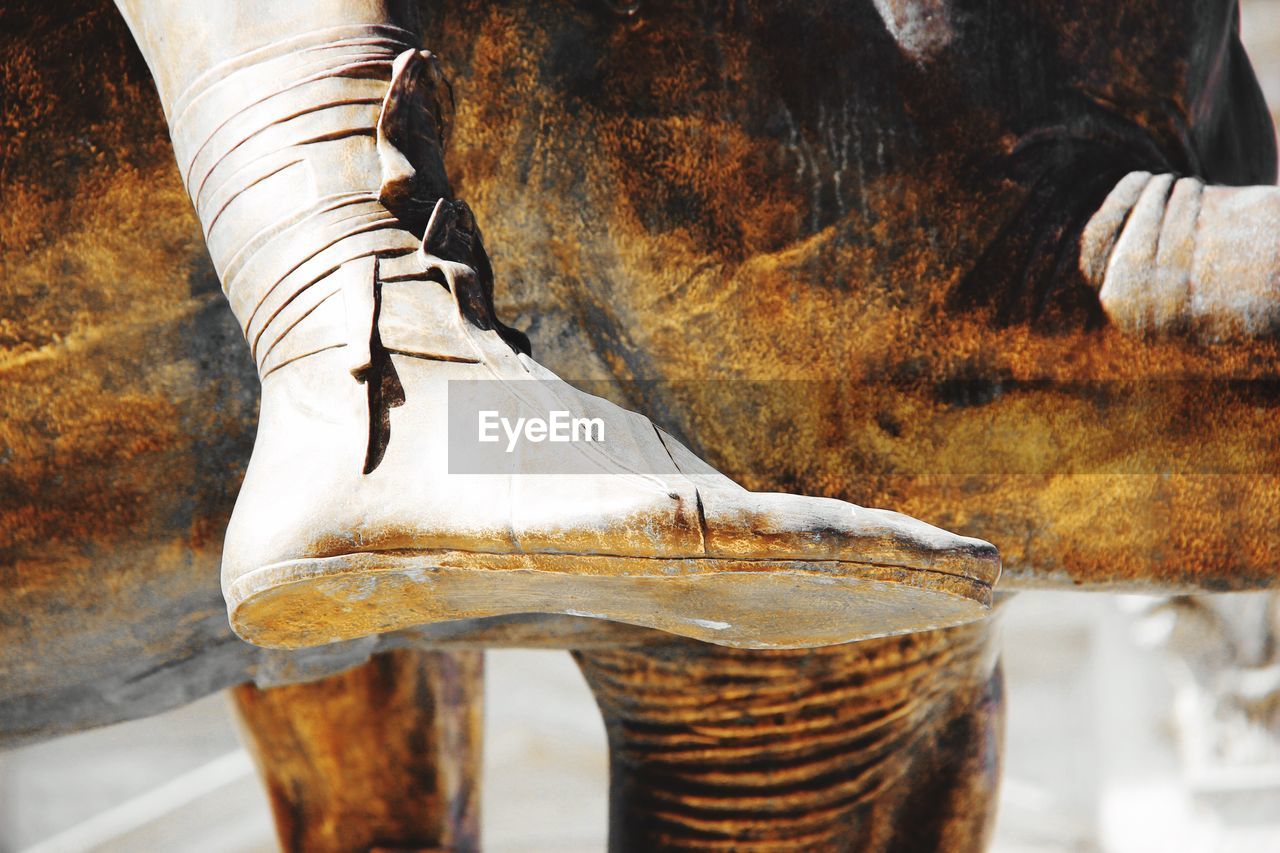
xmin=0 ymin=0 xmax=256 ymax=742
xmin=6 ymin=0 xmax=1275 ymax=731
xmin=427 ymin=0 xmax=1279 ymax=595
xmin=0 ymin=2 xmax=668 ymax=744
xmin=231 ymin=648 xmax=482 ymax=852
xmin=112 ymin=0 xmax=998 ymax=654
xmin=1 ymin=1 xmax=1278 ymax=850
xmin=5 ymin=4 xmax=1278 ymax=659
xmin=577 ymin=621 xmax=1003 ymax=851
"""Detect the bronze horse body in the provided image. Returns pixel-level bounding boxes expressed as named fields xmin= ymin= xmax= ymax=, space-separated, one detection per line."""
xmin=2 ymin=0 xmax=1277 ymax=848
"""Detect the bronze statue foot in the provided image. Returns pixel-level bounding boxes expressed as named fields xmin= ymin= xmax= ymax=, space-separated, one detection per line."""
xmin=114 ymin=5 xmax=999 ymax=651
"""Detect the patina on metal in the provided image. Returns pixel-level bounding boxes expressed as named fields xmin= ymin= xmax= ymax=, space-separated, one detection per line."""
xmin=2 ymin=0 xmax=1277 ymax=849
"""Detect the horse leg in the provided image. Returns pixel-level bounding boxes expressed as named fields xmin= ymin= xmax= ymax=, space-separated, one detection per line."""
xmin=230 ymin=649 xmax=482 ymax=853
xmin=576 ymin=620 xmax=1002 ymax=852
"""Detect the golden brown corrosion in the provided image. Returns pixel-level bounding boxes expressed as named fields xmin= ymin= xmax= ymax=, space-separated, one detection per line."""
xmin=231 ymin=648 xmax=482 ymax=852
xmin=1 ymin=0 xmax=1277 ymax=732
xmin=0 ymin=1 xmax=265 ymax=740
xmin=430 ymin=0 xmax=1280 ymax=593
xmin=2 ymin=1 xmax=1271 ymax=850
xmin=576 ymin=618 xmax=1002 ymax=850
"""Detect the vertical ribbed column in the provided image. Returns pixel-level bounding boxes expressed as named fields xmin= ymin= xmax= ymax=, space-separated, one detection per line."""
xmin=576 ymin=621 xmax=1003 ymax=851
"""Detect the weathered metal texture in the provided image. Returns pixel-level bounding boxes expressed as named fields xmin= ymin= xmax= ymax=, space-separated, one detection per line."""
xmin=427 ymin=0 xmax=1280 ymax=596
xmin=0 ymin=0 xmax=1276 ymax=751
xmin=576 ymin=618 xmax=1003 ymax=851
xmin=0 ymin=0 xmax=264 ymax=743
xmin=0 ymin=0 xmax=665 ymax=747
xmin=231 ymin=648 xmax=483 ymax=853
xmin=111 ymin=0 xmax=998 ymax=656
xmin=0 ymin=0 xmax=1272 ymax=849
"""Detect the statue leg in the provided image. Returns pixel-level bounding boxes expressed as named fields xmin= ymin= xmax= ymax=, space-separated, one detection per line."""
xmin=230 ymin=648 xmax=482 ymax=853
xmin=112 ymin=0 xmax=997 ymax=654
xmin=576 ymin=620 xmax=1002 ymax=852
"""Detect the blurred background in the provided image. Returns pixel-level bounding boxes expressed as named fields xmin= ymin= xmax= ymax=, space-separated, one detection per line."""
xmin=6 ymin=593 xmax=1280 ymax=853
xmin=4 ymin=2 xmax=1280 ymax=851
